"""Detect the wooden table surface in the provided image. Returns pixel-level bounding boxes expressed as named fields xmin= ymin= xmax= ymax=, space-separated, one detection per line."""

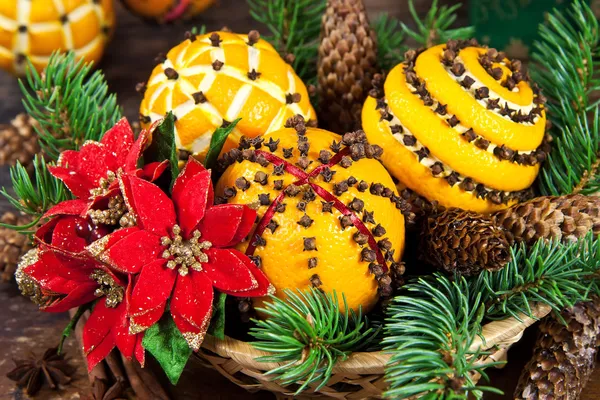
xmin=0 ymin=1 xmax=599 ymax=399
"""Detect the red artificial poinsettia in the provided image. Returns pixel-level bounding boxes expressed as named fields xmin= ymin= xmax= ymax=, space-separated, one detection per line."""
xmin=35 ymin=215 xmax=110 ymax=254
xmin=45 ymin=118 xmax=166 ymax=220
xmin=17 ymin=249 xmax=144 ymax=371
xmin=87 ymin=158 xmax=273 ymax=350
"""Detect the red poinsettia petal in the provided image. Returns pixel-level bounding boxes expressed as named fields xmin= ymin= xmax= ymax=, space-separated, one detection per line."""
xmin=49 ymin=165 xmax=95 ymax=199
xmin=138 ymin=160 xmax=168 ymax=182
xmin=171 ymin=272 xmax=213 ymax=351
xmin=85 ymin=334 xmax=116 ymax=373
xmin=51 ymin=217 xmax=89 ymax=253
xmin=171 ymin=313 xmax=209 ymax=352
xmin=76 ymin=141 xmax=114 ymax=188
xmin=83 ymin=299 xmax=120 ymax=355
xmin=43 ymin=199 xmax=89 ymax=219
xmin=171 ymin=272 xmax=213 ymax=330
xmin=100 ymin=118 xmax=135 ymax=170
xmin=93 ymin=229 xmax=162 ymax=274
xmin=228 ymin=258 xmax=275 ymax=298
xmin=172 ymin=158 xmax=213 ymax=238
xmin=130 ymin=303 xmax=166 ymax=334
xmin=114 ymin=302 xmax=137 ymax=360
xmin=129 ymin=259 xmax=176 ymax=317
xmin=25 ymin=252 xmax=96 ymax=294
xmin=87 ymin=186 xmax=121 ymax=212
xmin=43 ymin=282 xmax=99 ymax=312
xmin=197 ymin=204 xmax=256 ymax=247
xmin=120 ymin=175 xmax=176 ymax=237
xmin=135 ymin=334 xmax=145 ymax=367
xmin=201 ymin=248 xmax=259 ymax=294
xmin=124 ymin=129 xmax=151 ymax=172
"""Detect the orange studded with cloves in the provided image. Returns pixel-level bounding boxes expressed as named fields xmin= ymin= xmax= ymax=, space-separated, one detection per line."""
xmin=215 ymin=123 xmax=405 ymax=313
xmin=139 ymin=31 xmax=315 ymax=161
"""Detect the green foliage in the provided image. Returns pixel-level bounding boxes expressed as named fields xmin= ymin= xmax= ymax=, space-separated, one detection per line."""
xmin=208 ymin=292 xmax=227 ymax=340
xmin=250 ymin=289 xmax=378 ymax=394
xmin=204 ymin=118 xmax=240 ymax=170
xmin=474 ymin=234 xmax=600 ymax=320
xmin=142 ymin=313 xmax=192 ymax=385
xmin=401 ymin=0 xmax=475 ymax=48
xmin=373 ymin=14 xmax=406 ymax=72
xmin=19 ymin=52 xmax=122 ymax=160
xmin=1 ymin=156 xmax=70 ymax=224
xmin=247 ymin=0 xmax=326 ymax=85
xmin=533 ymin=0 xmax=600 ymax=195
xmin=145 ymin=112 xmax=179 ymax=189
xmin=383 ymin=276 xmax=501 ymax=400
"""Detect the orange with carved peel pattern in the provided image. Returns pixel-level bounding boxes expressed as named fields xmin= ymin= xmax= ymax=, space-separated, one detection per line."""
xmin=215 ymin=125 xmax=405 ymax=313
xmin=362 ymin=40 xmax=549 ymax=213
xmin=140 ymin=31 xmax=315 ymax=162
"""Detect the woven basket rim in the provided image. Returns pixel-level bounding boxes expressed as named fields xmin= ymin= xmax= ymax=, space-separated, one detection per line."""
xmin=199 ymin=303 xmax=551 ymax=375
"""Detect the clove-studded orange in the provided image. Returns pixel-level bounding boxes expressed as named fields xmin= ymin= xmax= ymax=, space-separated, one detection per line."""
xmin=215 ymin=121 xmax=405 ymax=313
xmin=139 ymin=31 xmax=316 ymax=161
xmin=0 ymin=0 xmax=115 ymax=76
xmin=119 ymin=0 xmax=214 ymax=23
xmin=362 ymin=39 xmax=549 ymax=213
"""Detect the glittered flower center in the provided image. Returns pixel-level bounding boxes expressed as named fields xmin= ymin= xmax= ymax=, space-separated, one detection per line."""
xmin=88 ymin=195 xmax=137 ymax=227
xmin=91 ymin=270 xmax=124 ymax=308
xmin=161 ymin=225 xmax=212 ymax=276
xmin=90 ymin=170 xmax=117 ymax=197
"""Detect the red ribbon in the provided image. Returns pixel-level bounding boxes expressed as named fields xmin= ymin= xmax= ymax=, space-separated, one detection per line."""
xmin=245 ymin=148 xmax=388 ymax=272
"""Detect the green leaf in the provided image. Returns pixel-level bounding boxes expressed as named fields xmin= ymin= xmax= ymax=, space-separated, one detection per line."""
xmin=142 ymin=313 xmax=192 ymax=385
xmin=208 ymin=292 xmax=227 ymax=340
xmin=204 ymin=118 xmax=241 ymax=170
xmin=58 ymin=305 xmax=89 ymax=355
xmin=145 ymin=112 xmax=179 ymax=188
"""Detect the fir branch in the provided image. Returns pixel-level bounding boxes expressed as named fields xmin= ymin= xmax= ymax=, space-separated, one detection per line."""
xmin=19 ymin=52 xmax=122 ymax=160
xmin=250 ymin=288 xmax=378 ymax=394
xmin=473 ymin=234 xmax=600 ymax=320
xmin=1 ymin=155 xmax=70 ymax=224
xmin=383 ymin=275 xmax=502 ymax=399
xmin=402 ymin=0 xmax=474 ymax=48
xmin=246 ymin=0 xmax=326 ymax=85
xmin=533 ymin=0 xmax=600 ymax=196
xmin=373 ymin=13 xmax=406 ymax=72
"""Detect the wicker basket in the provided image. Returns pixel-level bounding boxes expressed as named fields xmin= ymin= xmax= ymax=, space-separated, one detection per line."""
xmin=195 ymin=303 xmax=552 ymax=399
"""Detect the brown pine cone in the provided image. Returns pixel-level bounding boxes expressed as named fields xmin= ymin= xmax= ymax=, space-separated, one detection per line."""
xmin=515 ymin=298 xmax=600 ymax=399
xmin=0 ymin=114 xmax=40 ymax=169
xmin=419 ymin=208 xmax=511 ymax=275
xmin=0 ymin=212 xmax=34 ymax=282
xmin=493 ymin=194 xmax=600 ymax=246
xmin=317 ymin=0 xmax=378 ymax=133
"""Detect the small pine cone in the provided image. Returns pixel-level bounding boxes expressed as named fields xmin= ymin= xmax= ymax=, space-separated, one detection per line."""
xmin=0 ymin=114 xmax=40 ymax=169
xmin=515 ymin=298 xmax=600 ymax=399
xmin=317 ymin=0 xmax=378 ymax=133
xmin=0 ymin=212 xmax=34 ymax=282
xmin=419 ymin=208 xmax=511 ymax=276
xmin=493 ymin=194 xmax=600 ymax=246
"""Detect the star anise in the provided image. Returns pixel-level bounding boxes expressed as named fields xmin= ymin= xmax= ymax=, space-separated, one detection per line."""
xmin=6 ymin=347 xmax=74 ymax=396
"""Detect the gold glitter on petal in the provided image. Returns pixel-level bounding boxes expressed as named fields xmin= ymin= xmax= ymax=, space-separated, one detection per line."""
xmin=129 ymin=322 xmax=147 ymax=335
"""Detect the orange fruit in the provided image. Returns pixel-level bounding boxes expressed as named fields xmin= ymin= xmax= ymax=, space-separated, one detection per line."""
xmin=120 ymin=0 xmax=214 ymax=23
xmin=362 ymin=41 xmax=548 ymax=213
xmin=0 ymin=0 xmax=114 ymax=76
xmin=215 ymin=126 xmax=405 ymax=313
xmin=139 ymin=31 xmax=316 ymax=162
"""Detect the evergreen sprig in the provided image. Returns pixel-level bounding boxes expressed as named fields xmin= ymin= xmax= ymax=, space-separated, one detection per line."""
xmin=19 ymin=52 xmax=122 ymax=160
xmin=383 ymin=276 xmax=501 ymax=399
xmin=532 ymin=0 xmax=600 ymax=196
xmin=475 ymin=234 xmax=600 ymax=320
xmin=247 ymin=0 xmax=326 ymax=85
xmin=250 ymin=289 xmax=378 ymax=394
xmin=373 ymin=13 xmax=406 ymax=72
xmin=401 ymin=0 xmax=474 ymax=48
xmin=1 ymin=155 xmax=70 ymax=226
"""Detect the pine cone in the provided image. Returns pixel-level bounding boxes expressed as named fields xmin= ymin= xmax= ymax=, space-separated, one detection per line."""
xmin=0 ymin=114 xmax=40 ymax=169
xmin=493 ymin=194 xmax=600 ymax=246
xmin=0 ymin=212 xmax=34 ymax=282
xmin=515 ymin=298 xmax=600 ymax=399
xmin=419 ymin=208 xmax=511 ymax=275
xmin=317 ymin=0 xmax=378 ymax=133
